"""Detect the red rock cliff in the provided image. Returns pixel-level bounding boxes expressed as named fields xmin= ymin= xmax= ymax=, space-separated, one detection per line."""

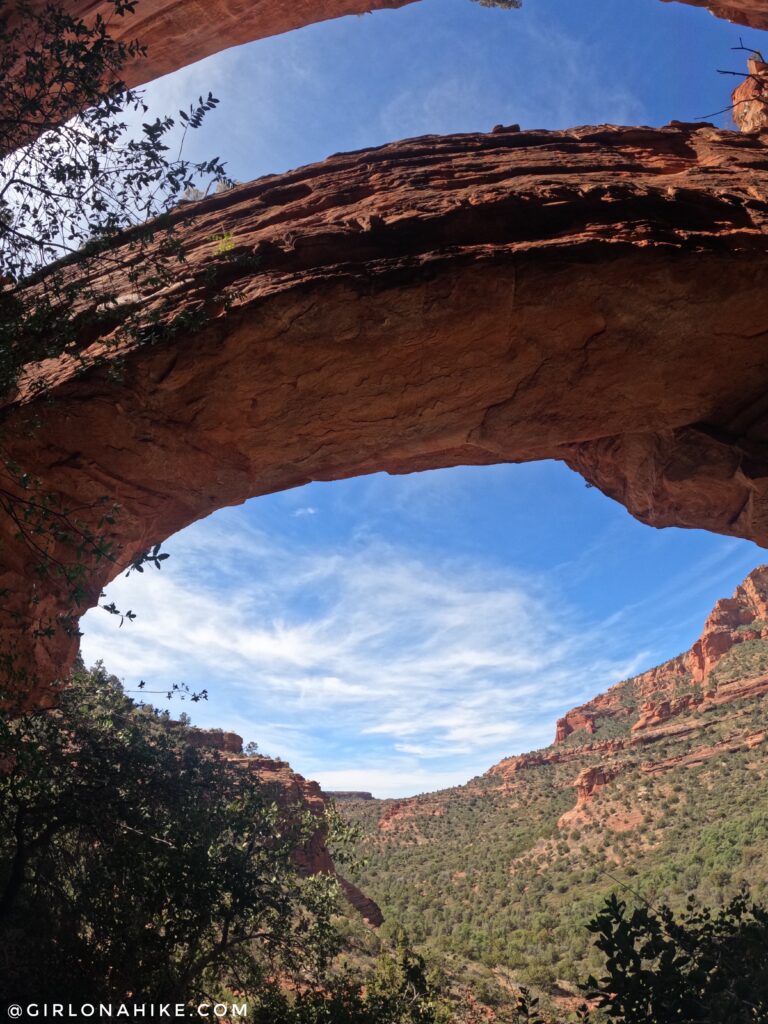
xmin=733 ymin=56 xmax=768 ymax=132
xmin=664 ymin=0 xmax=768 ymax=29
xmin=555 ymin=564 xmax=768 ymax=744
xmin=185 ymin=729 xmax=383 ymax=926
xmin=3 ymin=123 xmax=768 ymax=709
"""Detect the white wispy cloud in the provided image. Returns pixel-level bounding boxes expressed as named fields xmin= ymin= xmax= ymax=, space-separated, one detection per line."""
xmin=377 ymin=8 xmax=646 ymax=140
xmin=81 ymin=509 xmax=648 ymax=796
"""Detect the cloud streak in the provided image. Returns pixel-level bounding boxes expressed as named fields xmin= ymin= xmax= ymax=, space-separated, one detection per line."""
xmin=81 ymin=509 xmax=648 ymax=796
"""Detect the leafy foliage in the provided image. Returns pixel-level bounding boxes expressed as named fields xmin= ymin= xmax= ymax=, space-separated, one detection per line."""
xmin=582 ymin=887 xmax=768 ymax=1023
xmin=0 ymin=0 xmax=230 ymax=395
xmin=0 ymin=665 xmax=465 ymax=1019
xmin=0 ymin=664 xmax=320 ymax=1001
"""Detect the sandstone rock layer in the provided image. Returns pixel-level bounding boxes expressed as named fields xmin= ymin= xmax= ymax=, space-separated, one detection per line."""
xmin=733 ymin=57 xmax=768 ymax=133
xmin=184 ymin=730 xmax=383 ymax=926
xmin=664 ymin=0 xmax=768 ymax=28
xmin=554 ymin=564 xmax=768 ymax=746
xmin=3 ymin=123 xmax=768 ymax=706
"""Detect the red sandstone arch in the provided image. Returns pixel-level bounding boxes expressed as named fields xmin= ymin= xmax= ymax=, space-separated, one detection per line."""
xmin=14 ymin=0 xmax=768 ymax=103
xmin=2 ymin=122 xmax=768 ymax=706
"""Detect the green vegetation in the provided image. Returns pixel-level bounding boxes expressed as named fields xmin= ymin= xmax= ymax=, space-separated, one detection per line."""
xmin=342 ymin=672 xmax=768 ymax=1011
xmin=584 ymin=887 xmax=768 ymax=1023
xmin=708 ymin=639 xmax=768 ymax=687
xmin=0 ymin=664 xmax=457 ymax=1020
xmin=0 ymin=0 xmax=232 ymax=394
xmin=5 ymin=662 xmax=768 ymax=1019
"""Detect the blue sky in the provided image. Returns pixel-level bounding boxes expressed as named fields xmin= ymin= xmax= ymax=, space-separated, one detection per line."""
xmin=82 ymin=0 xmax=768 ymax=798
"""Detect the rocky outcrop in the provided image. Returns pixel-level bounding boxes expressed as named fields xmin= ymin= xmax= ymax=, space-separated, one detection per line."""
xmin=488 ymin=739 xmax=628 ymax=781
xmin=555 ymin=711 xmax=596 ymax=744
xmin=573 ymin=764 xmax=621 ymax=805
xmin=640 ymin=729 xmax=768 ymax=774
xmin=554 ymin=566 xmax=768 ymax=743
xmin=666 ymin=0 xmax=768 ymax=29
xmin=176 ymin=729 xmax=383 ymax=925
xmin=631 ymin=693 xmax=703 ymax=732
xmin=3 ymin=123 xmax=768 ymax=708
xmin=337 ymin=876 xmax=385 ymax=926
xmin=557 ymin=764 xmax=623 ymax=828
xmin=185 ymin=727 xmax=244 ymax=754
xmin=733 ymin=56 xmax=768 ymax=132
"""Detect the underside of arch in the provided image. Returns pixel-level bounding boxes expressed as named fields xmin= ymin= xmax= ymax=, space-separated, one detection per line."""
xmin=2 ymin=122 xmax=768 ymax=707
xmin=14 ymin=0 xmax=768 ymax=104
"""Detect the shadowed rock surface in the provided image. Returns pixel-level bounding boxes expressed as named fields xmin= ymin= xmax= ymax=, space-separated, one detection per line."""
xmin=3 ymin=122 xmax=768 ymax=707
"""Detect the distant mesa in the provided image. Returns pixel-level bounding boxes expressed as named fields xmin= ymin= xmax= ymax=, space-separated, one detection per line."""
xmin=326 ymin=791 xmax=375 ymax=801
xmin=185 ymin=728 xmax=244 ymax=754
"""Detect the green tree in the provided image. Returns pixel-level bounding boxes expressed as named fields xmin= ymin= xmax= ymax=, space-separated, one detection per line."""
xmin=582 ymin=887 xmax=768 ymax=1023
xmin=0 ymin=664 xmax=465 ymax=1020
xmin=0 ymin=664 xmax=332 ymax=1003
xmin=0 ymin=0 xmax=229 ymax=392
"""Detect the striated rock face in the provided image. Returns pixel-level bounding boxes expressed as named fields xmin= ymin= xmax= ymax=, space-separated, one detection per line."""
xmin=185 ymin=727 xmax=244 ymax=754
xmin=188 ymin=733 xmax=383 ymax=926
xmin=733 ymin=57 xmax=768 ymax=132
xmin=3 ymin=123 xmax=768 ymax=708
xmin=663 ymin=0 xmax=768 ymax=29
xmin=554 ymin=564 xmax=768 ymax=745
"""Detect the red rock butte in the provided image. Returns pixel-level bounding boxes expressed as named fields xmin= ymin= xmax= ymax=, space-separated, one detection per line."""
xmin=2 ymin=1 xmax=768 ymax=708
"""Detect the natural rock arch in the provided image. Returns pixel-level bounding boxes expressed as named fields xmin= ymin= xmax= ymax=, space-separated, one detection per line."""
xmin=3 ymin=122 xmax=768 ymax=707
xmin=13 ymin=0 xmax=768 ymax=105
xmin=57 ymin=0 xmax=768 ymax=80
